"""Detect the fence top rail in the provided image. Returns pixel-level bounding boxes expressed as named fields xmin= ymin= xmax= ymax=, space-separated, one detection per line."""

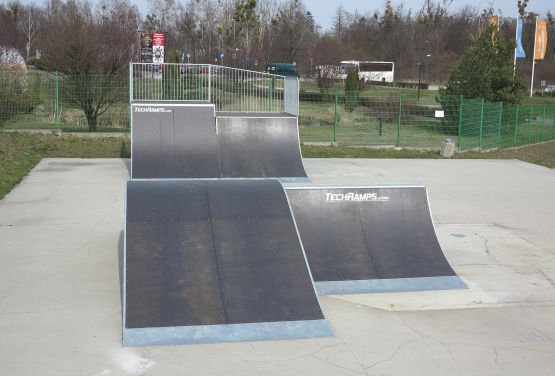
xmin=130 ymin=62 xmax=288 ymax=80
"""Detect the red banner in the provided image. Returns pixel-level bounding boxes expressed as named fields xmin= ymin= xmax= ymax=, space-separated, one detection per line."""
xmin=152 ymin=33 xmax=164 ymax=47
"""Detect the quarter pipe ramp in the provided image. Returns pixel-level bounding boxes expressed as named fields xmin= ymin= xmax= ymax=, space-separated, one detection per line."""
xmin=131 ymin=103 xmax=307 ymax=180
xmin=286 ymin=185 xmax=466 ymax=295
xmin=124 ymin=179 xmax=331 ymax=346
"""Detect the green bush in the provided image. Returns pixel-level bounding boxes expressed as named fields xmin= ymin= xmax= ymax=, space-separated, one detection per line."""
xmin=345 ymin=70 xmax=360 ymax=111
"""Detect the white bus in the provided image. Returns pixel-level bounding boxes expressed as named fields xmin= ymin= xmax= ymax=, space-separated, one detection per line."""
xmin=339 ymin=60 xmax=395 ymax=83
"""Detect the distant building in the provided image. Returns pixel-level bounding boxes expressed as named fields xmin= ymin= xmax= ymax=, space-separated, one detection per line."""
xmin=0 ymin=47 xmax=27 ymax=71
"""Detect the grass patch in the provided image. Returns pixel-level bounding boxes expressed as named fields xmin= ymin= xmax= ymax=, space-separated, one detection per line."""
xmin=1 ymin=132 xmax=553 ymax=201
xmin=0 ymin=132 xmax=130 ymax=199
xmin=301 ymin=145 xmax=441 ymax=159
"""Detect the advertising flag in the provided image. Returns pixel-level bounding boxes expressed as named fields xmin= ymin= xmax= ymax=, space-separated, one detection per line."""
xmin=516 ymin=17 xmax=526 ymax=58
xmin=490 ymin=16 xmax=499 ymax=44
xmin=534 ymin=19 xmax=548 ymax=60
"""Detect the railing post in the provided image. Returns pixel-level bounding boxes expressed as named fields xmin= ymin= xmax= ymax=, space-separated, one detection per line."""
xmin=129 ymin=62 xmax=133 ymax=103
xmin=268 ymin=78 xmax=273 ymax=112
xmin=514 ymin=104 xmax=519 ymax=148
xmin=479 ymin=98 xmax=484 ymax=151
xmin=396 ymin=93 xmax=403 ymax=147
xmin=333 ymin=87 xmax=338 ymax=143
xmin=55 ymin=71 xmax=60 ymax=128
xmin=207 ymin=65 xmax=212 ymax=103
xmin=458 ymin=95 xmax=463 ymax=151
xmin=497 ymin=102 xmax=503 ymax=150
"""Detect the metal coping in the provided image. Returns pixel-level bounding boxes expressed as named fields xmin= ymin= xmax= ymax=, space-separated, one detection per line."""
xmin=123 ymin=319 xmax=333 ymax=347
xmin=315 ymin=276 xmax=467 ymax=295
xmin=284 ymin=184 xmax=426 ymax=190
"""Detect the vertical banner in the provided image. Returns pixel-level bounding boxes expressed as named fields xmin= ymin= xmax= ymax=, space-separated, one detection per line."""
xmin=516 ymin=17 xmax=526 ymax=58
xmin=489 ymin=16 xmax=499 ymax=45
xmin=534 ymin=19 xmax=548 ymax=60
xmin=152 ymin=33 xmax=165 ymax=64
xmin=140 ymin=32 xmax=153 ymax=63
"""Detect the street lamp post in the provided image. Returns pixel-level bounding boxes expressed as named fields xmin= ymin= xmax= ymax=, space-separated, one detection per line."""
xmin=417 ymin=62 xmax=422 ymax=101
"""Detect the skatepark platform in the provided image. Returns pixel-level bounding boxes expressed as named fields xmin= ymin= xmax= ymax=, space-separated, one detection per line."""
xmin=131 ymin=103 xmax=307 ymax=181
xmin=286 ymin=185 xmax=466 ymax=295
xmin=124 ymin=179 xmax=331 ymax=346
xmin=2 ymin=158 xmax=555 ymax=375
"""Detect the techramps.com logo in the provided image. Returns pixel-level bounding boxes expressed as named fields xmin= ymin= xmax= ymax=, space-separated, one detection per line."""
xmin=134 ymin=107 xmax=172 ymax=113
xmin=325 ymin=192 xmax=390 ymax=202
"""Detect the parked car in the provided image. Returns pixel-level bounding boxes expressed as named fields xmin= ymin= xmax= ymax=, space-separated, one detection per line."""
xmin=265 ymin=63 xmax=300 ymax=78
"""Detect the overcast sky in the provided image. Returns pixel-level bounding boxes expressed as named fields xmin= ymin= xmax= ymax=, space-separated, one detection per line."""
xmin=9 ymin=0 xmax=554 ymax=31
xmin=307 ymin=0 xmax=554 ymax=30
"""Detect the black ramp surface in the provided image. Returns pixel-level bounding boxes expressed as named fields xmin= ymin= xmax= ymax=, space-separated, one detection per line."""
xmin=131 ymin=103 xmax=219 ymax=178
xmin=124 ymin=179 xmax=329 ymax=345
xmin=286 ymin=186 xmax=466 ymax=294
xmin=217 ymin=114 xmax=307 ymax=179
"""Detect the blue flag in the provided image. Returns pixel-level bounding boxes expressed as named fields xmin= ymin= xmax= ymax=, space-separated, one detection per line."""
xmin=516 ymin=17 xmax=526 ymax=58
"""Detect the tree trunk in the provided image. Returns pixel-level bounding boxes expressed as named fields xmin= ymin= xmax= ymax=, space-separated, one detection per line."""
xmin=84 ymin=108 xmax=97 ymax=132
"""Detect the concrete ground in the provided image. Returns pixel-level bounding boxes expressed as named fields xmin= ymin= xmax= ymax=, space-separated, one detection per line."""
xmin=1 ymin=158 xmax=554 ymax=376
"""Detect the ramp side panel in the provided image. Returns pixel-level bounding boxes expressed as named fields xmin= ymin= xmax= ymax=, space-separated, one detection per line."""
xmin=258 ymin=117 xmax=307 ymax=178
xmin=286 ymin=187 xmax=459 ymax=285
xmin=124 ymin=179 xmax=328 ymax=345
xmin=216 ymin=117 xmax=263 ymax=178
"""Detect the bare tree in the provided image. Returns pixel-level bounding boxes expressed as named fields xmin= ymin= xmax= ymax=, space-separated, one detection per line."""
xmin=41 ymin=0 xmax=139 ymax=131
xmin=17 ymin=6 xmax=40 ymax=60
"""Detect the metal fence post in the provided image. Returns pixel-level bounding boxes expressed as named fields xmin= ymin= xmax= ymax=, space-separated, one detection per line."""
xmin=553 ymin=105 xmax=555 ymax=141
xmin=55 ymin=71 xmax=60 ymax=128
xmin=528 ymin=104 xmax=534 ymax=145
xmin=497 ymin=102 xmax=503 ymax=150
xmin=333 ymin=87 xmax=338 ymax=143
xmin=514 ymin=104 xmax=519 ymax=148
xmin=396 ymin=93 xmax=402 ymax=147
xmin=129 ymin=62 xmax=133 ymax=103
xmin=541 ymin=103 xmax=546 ymax=142
xmin=479 ymin=98 xmax=484 ymax=151
xmin=458 ymin=95 xmax=463 ymax=150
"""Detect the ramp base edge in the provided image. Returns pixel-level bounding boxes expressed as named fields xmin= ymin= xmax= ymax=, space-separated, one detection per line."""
xmin=315 ymin=276 xmax=467 ymax=295
xmin=123 ymin=319 xmax=333 ymax=347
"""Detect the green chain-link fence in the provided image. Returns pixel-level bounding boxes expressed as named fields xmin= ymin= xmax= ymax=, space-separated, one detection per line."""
xmin=1 ymin=70 xmax=129 ymax=132
xmin=299 ymin=89 xmax=555 ymax=150
xmin=2 ymin=70 xmax=554 ymax=150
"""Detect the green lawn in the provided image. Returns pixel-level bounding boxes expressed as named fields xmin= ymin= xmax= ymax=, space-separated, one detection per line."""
xmin=0 ymin=132 xmax=130 ymax=199
xmin=2 ymin=131 xmax=553 ymax=201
